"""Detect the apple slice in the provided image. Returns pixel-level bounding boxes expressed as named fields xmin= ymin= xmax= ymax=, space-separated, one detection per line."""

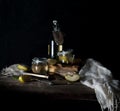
xmin=65 ymin=74 xmax=80 ymax=82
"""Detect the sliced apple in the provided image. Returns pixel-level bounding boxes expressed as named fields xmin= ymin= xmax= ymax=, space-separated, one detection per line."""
xmin=65 ymin=74 xmax=80 ymax=82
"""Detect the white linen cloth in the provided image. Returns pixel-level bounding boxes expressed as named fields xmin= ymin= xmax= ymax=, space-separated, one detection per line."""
xmin=79 ymin=58 xmax=120 ymax=111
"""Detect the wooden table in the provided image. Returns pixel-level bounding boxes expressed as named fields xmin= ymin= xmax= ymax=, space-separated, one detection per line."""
xmin=0 ymin=75 xmax=102 ymax=111
xmin=0 ymin=75 xmax=96 ymax=101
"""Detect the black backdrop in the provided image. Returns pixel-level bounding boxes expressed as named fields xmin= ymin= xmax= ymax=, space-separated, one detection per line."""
xmin=0 ymin=0 xmax=120 ymax=80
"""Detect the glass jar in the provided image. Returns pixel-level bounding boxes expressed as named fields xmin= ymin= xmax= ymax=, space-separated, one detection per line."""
xmin=31 ymin=57 xmax=48 ymax=75
xmin=57 ymin=49 xmax=74 ymax=64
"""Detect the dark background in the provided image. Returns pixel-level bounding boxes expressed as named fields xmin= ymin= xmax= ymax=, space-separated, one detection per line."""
xmin=0 ymin=1 xmax=120 ymax=111
xmin=0 ymin=0 xmax=120 ymax=80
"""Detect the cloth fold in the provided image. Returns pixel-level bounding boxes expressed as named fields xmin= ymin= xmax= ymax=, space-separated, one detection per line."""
xmin=79 ymin=58 xmax=120 ymax=111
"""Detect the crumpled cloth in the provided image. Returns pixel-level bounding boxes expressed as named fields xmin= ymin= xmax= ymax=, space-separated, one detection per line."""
xmin=0 ymin=64 xmax=23 ymax=77
xmin=79 ymin=58 xmax=120 ymax=111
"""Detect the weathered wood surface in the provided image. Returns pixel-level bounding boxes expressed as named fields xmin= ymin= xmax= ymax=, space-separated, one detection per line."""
xmin=0 ymin=75 xmax=96 ymax=101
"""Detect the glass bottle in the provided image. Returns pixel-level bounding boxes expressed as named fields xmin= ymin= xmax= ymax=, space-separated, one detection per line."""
xmin=52 ymin=20 xmax=64 ymax=52
xmin=47 ymin=37 xmax=55 ymax=59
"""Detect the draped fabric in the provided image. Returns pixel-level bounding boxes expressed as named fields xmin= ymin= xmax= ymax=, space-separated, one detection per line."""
xmin=79 ymin=58 xmax=120 ymax=111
